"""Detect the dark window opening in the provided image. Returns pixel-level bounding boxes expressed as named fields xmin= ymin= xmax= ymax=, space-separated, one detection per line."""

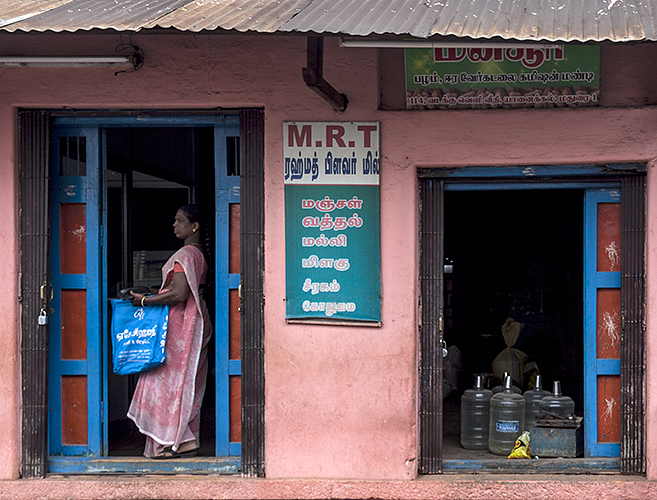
xmin=227 ymin=136 xmax=240 ymax=176
xmin=60 ymin=136 xmax=87 ymax=176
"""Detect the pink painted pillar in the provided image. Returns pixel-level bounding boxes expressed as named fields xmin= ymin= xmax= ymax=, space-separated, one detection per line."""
xmin=0 ymin=107 xmax=20 ymax=480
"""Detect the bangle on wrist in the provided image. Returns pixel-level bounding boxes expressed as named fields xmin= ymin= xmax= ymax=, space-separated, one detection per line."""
xmin=141 ymin=296 xmax=147 ymax=307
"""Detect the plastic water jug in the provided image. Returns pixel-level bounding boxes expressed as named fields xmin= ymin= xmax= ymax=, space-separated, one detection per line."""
xmin=539 ymin=380 xmax=575 ymax=417
xmin=492 ymin=372 xmax=522 ymax=394
xmin=460 ymin=375 xmax=493 ymax=450
xmin=489 ymin=376 xmax=525 ymax=455
xmin=522 ymin=374 xmax=552 ymax=432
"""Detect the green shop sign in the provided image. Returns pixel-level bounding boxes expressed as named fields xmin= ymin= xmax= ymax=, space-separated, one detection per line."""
xmin=405 ymin=45 xmax=599 ymax=109
xmin=284 ymin=122 xmax=382 ymax=325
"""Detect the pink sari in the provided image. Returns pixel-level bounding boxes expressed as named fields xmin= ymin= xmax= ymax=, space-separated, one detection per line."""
xmin=127 ymin=245 xmax=212 ymax=456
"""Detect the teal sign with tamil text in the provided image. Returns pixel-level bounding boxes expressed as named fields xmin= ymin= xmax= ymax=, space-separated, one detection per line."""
xmin=284 ymin=122 xmax=381 ymax=324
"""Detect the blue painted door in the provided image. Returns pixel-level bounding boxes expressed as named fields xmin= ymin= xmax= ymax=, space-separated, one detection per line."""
xmin=49 ymin=117 xmax=240 ymax=466
xmin=583 ymin=188 xmax=621 ymax=457
xmin=214 ymin=124 xmax=242 ymax=457
xmin=49 ymin=127 xmax=103 ymax=456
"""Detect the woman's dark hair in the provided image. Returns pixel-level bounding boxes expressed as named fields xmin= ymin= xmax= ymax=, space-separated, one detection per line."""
xmin=179 ymin=204 xmax=209 ymax=255
xmin=179 ymin=204 xmax=206 ymax=228
xmin=178 ymin=204 xmax=212 ymax=276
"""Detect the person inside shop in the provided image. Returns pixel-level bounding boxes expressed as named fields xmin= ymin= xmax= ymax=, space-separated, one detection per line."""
xmin=127 ymin=204 xmax=212 ymax=459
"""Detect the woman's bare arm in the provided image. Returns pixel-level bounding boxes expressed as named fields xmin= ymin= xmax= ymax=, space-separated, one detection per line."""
xmin=131 ymin=271 xmax=190 ymax=306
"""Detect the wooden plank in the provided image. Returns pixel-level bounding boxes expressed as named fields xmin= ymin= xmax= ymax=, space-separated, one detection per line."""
xmin=229 ymin=289 xmax=241 ymax=360
xmin=583 ymin=190 xmax=599 ymax=457
xmin=47 ymin=457 xmax=240 ymax=475
xmin=60 ymin=289 xmax=87 ymax=360
xmin=230 ymin=376 xmax=242 ymax=443
xmin=597 ymin=376 xmax=621 ymax=443
xmin=596 ymin=288 xmax=621 ymax=359
xmin=419 ymin=164 xmax=646 ymax=179
xmin=61 ymin=376 xmax=88 ymax=445
xmin=59 ymin=203 xmax=86 ymax=274
xmin=583 ymin=189 xmax=622 ymax=458
xmin=229 ymin=203 xmax=240 ymax=274
xmin=442 ymin=457 xmax=619 ymax=471
xmin=597 ymin=203 xmax=621 ymax=272
xmin=214 ymin=123 xmax=241 ymax=458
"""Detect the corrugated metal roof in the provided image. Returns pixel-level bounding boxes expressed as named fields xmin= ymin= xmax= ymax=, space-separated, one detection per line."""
xmin=0 ymin=0 xmax=71 ymax=28
xmin=0 ymin=0 xmax=656 ymax=42
xmin=280 ymin=0 xmax=657 ymax=42
xmin=143 ymin=0 xmax=313 ymax=33
xmin=280 ymin=0 xmax=441 ymax=39
xmin=2 ymin=0 xmax=194 ymax=32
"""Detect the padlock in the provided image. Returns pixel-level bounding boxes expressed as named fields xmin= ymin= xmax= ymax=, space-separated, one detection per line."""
xmin=38 ymin=309 xmax=48 ymax=325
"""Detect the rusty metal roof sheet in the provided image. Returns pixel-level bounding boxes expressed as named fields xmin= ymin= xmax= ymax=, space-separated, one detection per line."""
xmin=0 ymin=0 xmax=656 ymax=42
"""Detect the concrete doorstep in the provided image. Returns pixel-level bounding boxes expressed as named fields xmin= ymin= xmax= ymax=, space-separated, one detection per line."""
xmin=0 ymin=475 xmax=656 ymax=500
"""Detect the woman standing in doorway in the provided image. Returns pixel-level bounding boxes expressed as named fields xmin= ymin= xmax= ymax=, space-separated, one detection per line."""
xmin=127 ymin=205 xmax=212 ymax=458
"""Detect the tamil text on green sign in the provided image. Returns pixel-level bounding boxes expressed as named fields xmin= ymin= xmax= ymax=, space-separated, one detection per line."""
xmin=405 ymin=45 xmax=599 ymax=110
xmin=284 ymin=122 xmax=381 ymax=325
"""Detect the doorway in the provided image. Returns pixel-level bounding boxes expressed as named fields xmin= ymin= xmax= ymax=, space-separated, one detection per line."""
xmin=19 ymin=109 xmax=264 ymax=476
xmin=418 ymin=169 xmax=646 ymax=474
xmin=47 ymin=116 xmax=242 ymax=471
xmin=441 ymin=189 xmax=584 ymax=461
xmin=103 ymin=126 xmax=217 ymax=456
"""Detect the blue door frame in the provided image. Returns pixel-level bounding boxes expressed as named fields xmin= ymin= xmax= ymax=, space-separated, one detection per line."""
xmin=214 ymin=123 xmax=241 ymax=457
xmin=583 ymin=188 xmax=621 ymax=457
xmin=48 ymin=114 xmax=241 ymax=473
xmin=49 ymin=126 xmax=103 ymax=457
xmin=438 ymin=163 xmax=643 ymax=464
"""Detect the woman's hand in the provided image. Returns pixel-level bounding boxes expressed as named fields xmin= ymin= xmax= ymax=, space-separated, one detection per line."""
xmin=130 ymin=291 xmax=147 ymax=307
xmin=129 ymin=271 xmax=190 ymax=306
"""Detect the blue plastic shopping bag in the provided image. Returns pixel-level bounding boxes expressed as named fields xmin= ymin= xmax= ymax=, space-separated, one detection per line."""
xmin=110 ymin=299 xmax=169 ymax=375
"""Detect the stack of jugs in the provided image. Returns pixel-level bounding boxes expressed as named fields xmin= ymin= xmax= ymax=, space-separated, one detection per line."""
xmin=522 ymin=374 xmax=552 ymax=432
xmin=491 ymin=371 xmax=522 ymax=394
xmin=489 ymin=375 xmax=525 ymax=455
xmin=460 ymin=375 xmax=493 ymax=450
xmin=539 ymin=380 xmax=575 ymax=417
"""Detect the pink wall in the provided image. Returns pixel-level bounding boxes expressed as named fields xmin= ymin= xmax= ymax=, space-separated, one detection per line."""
xmin=0 ymin=33 xmax=655 ymax=483
xmin=0 ymin=106 xmax=20 ymax=481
